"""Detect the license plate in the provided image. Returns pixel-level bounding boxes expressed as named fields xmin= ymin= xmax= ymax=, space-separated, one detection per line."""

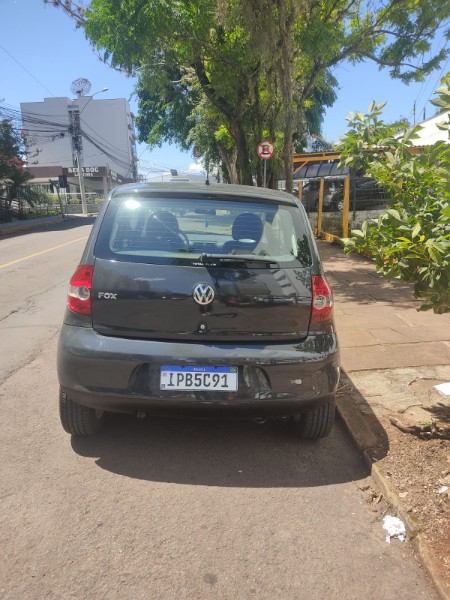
xmin=160 ymin=366 xmax=238 ymax=391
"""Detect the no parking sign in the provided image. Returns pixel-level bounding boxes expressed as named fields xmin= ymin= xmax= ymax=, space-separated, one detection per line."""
xmin=256 ymin=140 xmax=275 ymax=160
xmin=257 ymin=140 xmax=274 ymax=187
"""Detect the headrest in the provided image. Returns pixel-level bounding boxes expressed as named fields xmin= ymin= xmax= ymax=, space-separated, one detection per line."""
xmin=232 ymin=212 xmax=263 ymax=242
xmin=153 ymin=211 xmax=179 ymax=232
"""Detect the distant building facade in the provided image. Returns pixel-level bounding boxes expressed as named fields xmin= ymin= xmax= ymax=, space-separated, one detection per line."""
xmin=20 ymin=95 xmax=138 ymax=196
xmin=410 ymin=110 xmax=450 ymax=146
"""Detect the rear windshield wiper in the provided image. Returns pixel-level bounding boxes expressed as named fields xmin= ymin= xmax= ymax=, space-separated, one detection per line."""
xmin=199 ymin=253 xmax=278 ymax=266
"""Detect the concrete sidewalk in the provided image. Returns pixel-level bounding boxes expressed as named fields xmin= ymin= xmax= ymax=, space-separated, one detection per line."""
xmin=317 ymin=239 xmax=450 ymax=598
xmin=0 ymin=215 xmax=65 ymax=235
xmin=317 ymin=239 xmax=450 ymax=418
xmin=319 ymin=240 xmax=450 ymax=371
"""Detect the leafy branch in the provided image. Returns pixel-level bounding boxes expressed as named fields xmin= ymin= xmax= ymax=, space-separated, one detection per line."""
xmin=338 ymin=75 xmax=450 ymax=314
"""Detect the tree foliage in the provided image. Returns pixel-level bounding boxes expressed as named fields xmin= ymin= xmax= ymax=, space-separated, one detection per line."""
xmin=0 ymin=118 xmax=40 ymax=213
xmin=47 ymin=0 xmax=450 ymax=190
xmin=0 ymin=119 xmax=23 ymax=180
xmin=338 ymin=75 xmax=450 ymax=314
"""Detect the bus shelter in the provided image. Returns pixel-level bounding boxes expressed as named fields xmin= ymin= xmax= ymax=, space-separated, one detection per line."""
xmin=293 ymin=148 xmax=425 ymax=241
xmin=293 ymin=151 xmax=351 ymax=241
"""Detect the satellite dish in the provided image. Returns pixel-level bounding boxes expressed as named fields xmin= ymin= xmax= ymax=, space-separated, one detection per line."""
xmin=71 ymin=78 xmax=92 ymax=97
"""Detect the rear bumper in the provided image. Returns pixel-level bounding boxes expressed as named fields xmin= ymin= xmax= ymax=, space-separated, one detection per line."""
xmin=57 ymin=325 xmax=339 ymax=418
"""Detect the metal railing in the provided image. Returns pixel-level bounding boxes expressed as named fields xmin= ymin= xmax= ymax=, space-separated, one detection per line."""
xmin=0 ymin=194 xmax=104 ymax=223
xmin=298 ymin=176 xmax=389 ymax=241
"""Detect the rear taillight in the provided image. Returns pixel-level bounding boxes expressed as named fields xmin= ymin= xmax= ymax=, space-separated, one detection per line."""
xmin=311 ymin=275 xmax=333 ymax=324
xmin=67 ymin=265 xmax=94 ymax=315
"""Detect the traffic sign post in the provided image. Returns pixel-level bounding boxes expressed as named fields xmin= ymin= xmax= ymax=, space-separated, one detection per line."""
xmin=256 ymin=140 xmax=275 ymax=187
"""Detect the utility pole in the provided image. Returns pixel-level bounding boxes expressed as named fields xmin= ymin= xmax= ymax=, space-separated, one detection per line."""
xmin=69 ymin=106 xmax=88 ymax=216
xmin=75 ymin=145 xmax=88 ymax=216
xmin=68 ymin=88 xmax=108 ymax=216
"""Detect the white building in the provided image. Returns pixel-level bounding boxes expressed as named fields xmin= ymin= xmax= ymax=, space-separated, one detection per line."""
xmin=410 ymin=110 xmax=450 ymax=146
xmin=20 ymin=95 xmax=138 ymax=195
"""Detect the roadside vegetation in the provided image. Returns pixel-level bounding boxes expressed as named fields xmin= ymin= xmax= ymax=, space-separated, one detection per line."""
xmin=338 ymin=75 xmax=450 ymax=314
xmin=48 ymin=0 xmax=450 ymax=192
xmin=0 ymin=119 xmax=47 ymax=220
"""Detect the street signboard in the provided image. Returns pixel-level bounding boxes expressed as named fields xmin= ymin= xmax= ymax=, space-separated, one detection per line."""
xmin=256 ymin=140 xmax=275 ymax=160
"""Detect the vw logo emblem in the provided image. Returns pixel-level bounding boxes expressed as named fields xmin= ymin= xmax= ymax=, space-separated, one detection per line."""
xmin=193 ymin=283 xmax=215 ymax=305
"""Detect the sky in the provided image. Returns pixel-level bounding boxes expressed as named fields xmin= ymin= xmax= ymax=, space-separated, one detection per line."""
xmin=2 ymin=0 xmax=450 ymax=178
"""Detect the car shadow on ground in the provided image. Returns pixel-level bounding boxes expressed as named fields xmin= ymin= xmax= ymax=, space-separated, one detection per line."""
xmin=70 ymin=413 xmax=370 ymax=488
xmin=338 ymin=372 xmax=390 ymax=465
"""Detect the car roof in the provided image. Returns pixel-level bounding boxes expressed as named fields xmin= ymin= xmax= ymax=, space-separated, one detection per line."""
xmin=110 ymin=182 xmax=298 ymax=206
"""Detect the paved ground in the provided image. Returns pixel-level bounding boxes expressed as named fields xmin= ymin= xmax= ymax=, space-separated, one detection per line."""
xmin=317 ymin=239 xmax=450 ymax=416
xmin=317 ymin=239 xmax=450 ymax=598
xmin=0 ymin=217 xmax=442 ymax=599
xmin=0 ymin=215 xmax=66 ymax=235
xmin=324 ymin=249 xmax=450 ymax=371
xmin=1 ymin=216 xmax=449 ymax=594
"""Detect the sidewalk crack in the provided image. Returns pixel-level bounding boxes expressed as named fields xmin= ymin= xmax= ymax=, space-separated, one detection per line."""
xmin=395 ymin=313 xmax=415 ymax=327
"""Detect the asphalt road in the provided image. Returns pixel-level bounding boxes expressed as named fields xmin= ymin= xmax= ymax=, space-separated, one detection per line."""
xmin=0 ymin=218 xmax=438 ymax=599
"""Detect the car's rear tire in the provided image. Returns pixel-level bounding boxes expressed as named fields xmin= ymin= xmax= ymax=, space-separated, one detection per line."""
xmin=59 ymin=389 xmax=105 ymax=436
xmin=292 ymin=397 xmax=336 ymax=440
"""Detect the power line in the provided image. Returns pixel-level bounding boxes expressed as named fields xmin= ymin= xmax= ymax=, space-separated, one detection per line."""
xmin=3 ymin=101 xmax=134 ymax=162
xmin=80 ymin=130 xmax=133 ymax=172
xmin=137 ymin=157 xmax=174 ymax=171
xmin=81 ymin=120 xmax=132 ymax=159
xmin=0 ymin=43 xmax=58 ymax=99
xmin=1 ymin=103 xmax=135 ymax=173
xmin=0 ymin=104 xmax=69 ymax=132
xmin=1 ymin=44 xmax=138 ymax=178
xmin=411 ymin=33 xmax=450 ymax=121
xmin=424 ymin=54 xmax=450 ymax=105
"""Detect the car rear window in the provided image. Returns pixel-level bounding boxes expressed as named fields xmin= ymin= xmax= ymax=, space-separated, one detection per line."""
xmin=94 ymin=194 xmax=312 ymax=267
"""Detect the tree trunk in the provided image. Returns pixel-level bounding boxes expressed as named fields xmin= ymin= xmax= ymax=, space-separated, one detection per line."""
xmin=217 ymin=143 xmax=239 ymax=184
xmin=194 ymin=58 xmax=253 ymax=186
xmin=277 ymin=0 xmax=295 ymax=194
xmin=229 ymin=120 xmax=253 ymax=186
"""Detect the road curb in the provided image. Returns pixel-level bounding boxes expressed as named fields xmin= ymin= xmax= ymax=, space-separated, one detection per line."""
xmin=336 ymin=373 xmax=450 ymax=600
xmin=0 ymin=215 xmax=65 ymax=235
xmin=369 ymin=460 xmax=449 ymax=600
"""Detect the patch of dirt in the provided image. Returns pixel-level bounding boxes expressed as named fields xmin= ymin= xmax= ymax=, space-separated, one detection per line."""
xmin=378 ymin=416 xmax=450 ymax=587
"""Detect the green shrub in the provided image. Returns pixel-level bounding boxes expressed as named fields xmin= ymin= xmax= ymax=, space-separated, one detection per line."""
xmin=337 ymin=76 xmax=450 ymax=313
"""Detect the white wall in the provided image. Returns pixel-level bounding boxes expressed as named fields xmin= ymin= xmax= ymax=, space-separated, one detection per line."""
xmin=412 ymin=111 xmax=450 ymax=146
xmin=20 ymin=96 xmax=137 ymax=179
xmin=76 ymin=96 xmax=137 ymax=178
xmin=21 ymin=97 xmax=72 ymax=166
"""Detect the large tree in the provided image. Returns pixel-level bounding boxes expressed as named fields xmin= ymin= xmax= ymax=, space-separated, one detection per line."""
xmin=48 ymin=0 xmax=450 ymax=190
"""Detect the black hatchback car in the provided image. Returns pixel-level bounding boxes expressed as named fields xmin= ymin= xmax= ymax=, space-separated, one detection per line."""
xmin=330 ymin=178 xmax=389 ymax=212
xmin=57 ymin=183 xmax=339 ymax=438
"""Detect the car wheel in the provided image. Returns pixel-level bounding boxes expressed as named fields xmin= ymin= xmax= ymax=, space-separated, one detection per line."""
xmin=59 ymin=388 xmax=105 ymax=436
xmin=336 ymin=198 xmax=344 ymax=212
xmin=291 ymin=396 xmax=336 ymax=440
